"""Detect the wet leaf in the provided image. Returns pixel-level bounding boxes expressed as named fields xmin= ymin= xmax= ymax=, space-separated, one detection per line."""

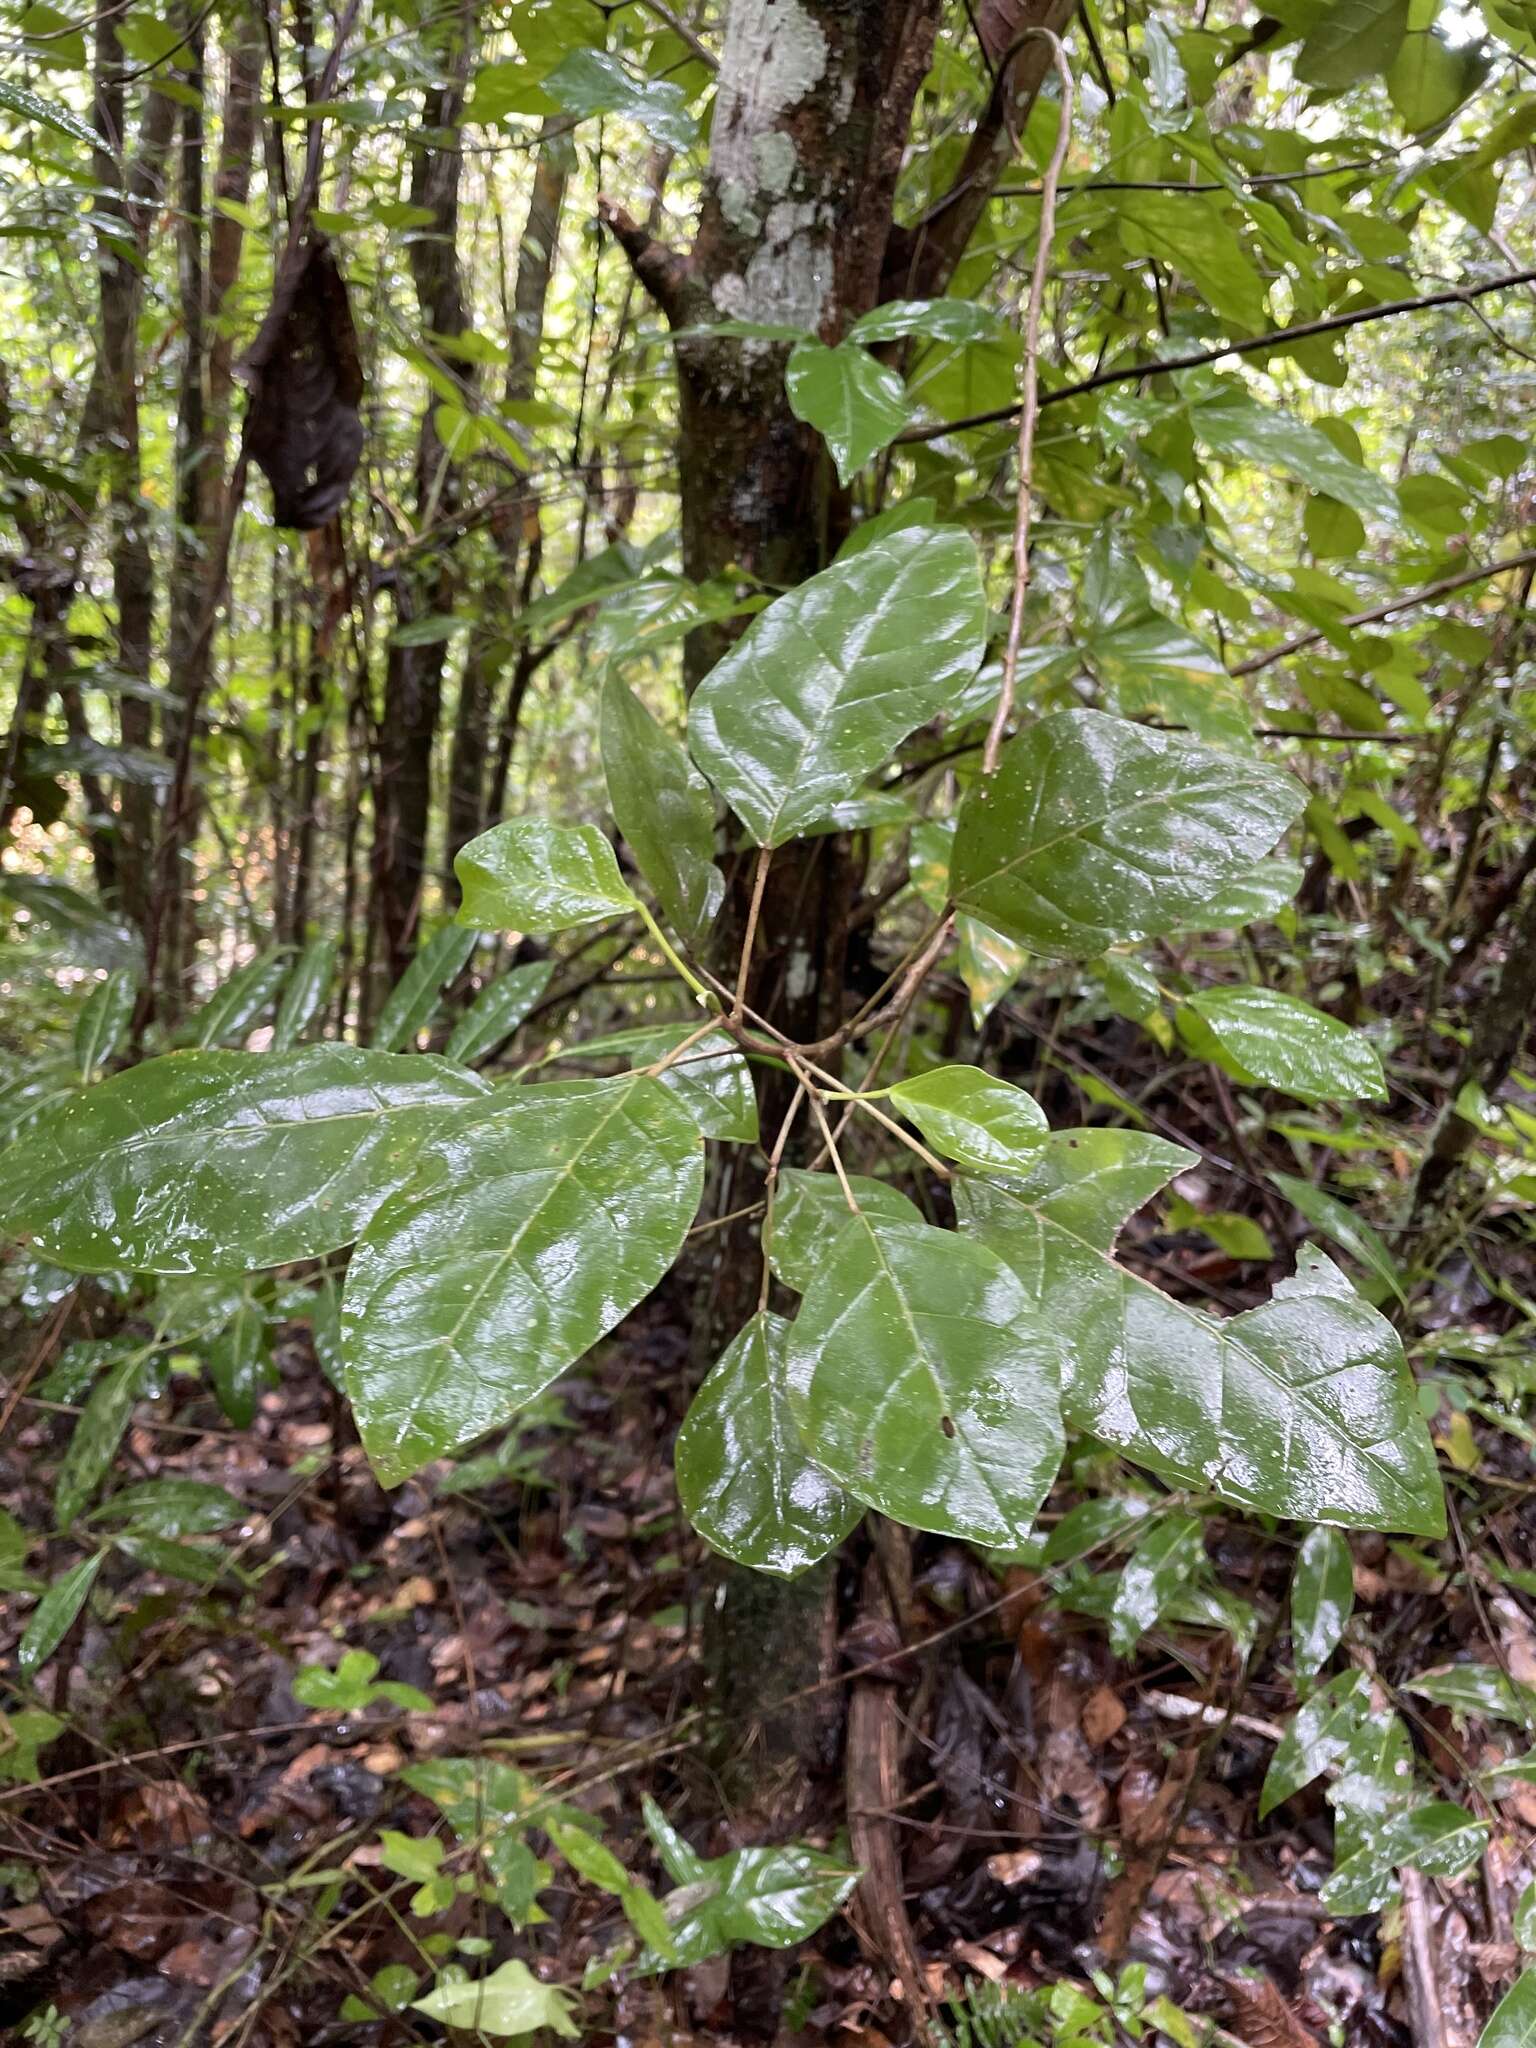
xmin=444 ymin=960 xmax=555 ymax=1066
xmin=271 ymin=938 xmax=337 ymax=1051
xmin=1185 ymin=987 xmax=1388 ymax=1103
xmin=73 ymin=970 xmax=136 ymax=1078
xmin=963 ymin=1148 xmax=1444 ymax=1536
xmin=768 ymin=1168 xmax=922 ymax=1294
xmin=412 ymin=1957 xmax=581 ymax=2035
xmin=88 ymin=1480 xmax=244 ymax=1537
xmin=1259 ymin=1669 xmax=1373 ymax=1816
xmin=888 ymin=1065 xmax=1048 ymax=1172
xmin=688 ymin=527 xmax=986 ymax=846
xmin=1270 ymin=1172 xmax=1406 ymax=1302
xmin=950 ymin=710 xmax=1304 ymax=957
xmin=370 ymin=926 xmax=477 ymax=1052
xmin=1108 ymin=1513 xmax=1206 ymax=1655
xmin=207 ymin=1292 xmax=273 ymax=1427
xmin=786 ymin=340 xmax=911 ymax=482
xmin=638 ymin=1796 xmax=860 ymax=1970
xmin=182 ymin=948 xmax=290 ymax=1049
xmin=1321 ymin=1800 xmax=1488 ymax=1912
xmin=564 ymin=1020 xmax=757 ymax=1141
xmin=1479 ymin=1970 xmax=1536 ymax=2046
xmin=55 ymin=1348 xmax=144 ymax=1526
xmin=0 ymin=1046 xmax=490 ymax=1274
xmin=19 ymin=1551 xmax=104 ymax=1678
xmin=786 ymin=1213 xmax=1064 ymax=1546
xmin=342 ymin=1075 xmax=703 ymax=1484
xmin=601 ymin=673 xmax=722 ymax=944
xmin=456 ymin=819 xmax=638 ymax=933
xmin=676 ymin=1311 xmax=860 ymax=1576
xmin=1291 ymin=1525 xmax=1355 ymax=1683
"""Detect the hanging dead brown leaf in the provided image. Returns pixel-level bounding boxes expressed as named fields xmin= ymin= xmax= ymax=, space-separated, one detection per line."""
xmin=244 ymin=236 xmax=364 ymax=530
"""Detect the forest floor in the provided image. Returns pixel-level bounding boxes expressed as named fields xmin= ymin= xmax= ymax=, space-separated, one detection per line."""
xmin=3 ymin=1246 xmax=1535 ymax=2048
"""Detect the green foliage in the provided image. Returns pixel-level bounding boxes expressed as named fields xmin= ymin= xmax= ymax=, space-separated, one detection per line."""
xmin=949 ymin=711 xmax=1305 ymax=957
xmin=686 ymin=528 xmax=987 ymax=847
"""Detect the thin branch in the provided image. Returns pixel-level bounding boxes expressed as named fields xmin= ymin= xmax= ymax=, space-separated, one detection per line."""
xmin=735 ymin=845 xmax=771 ymax=1021
xmin=988 ymin=30 xmax=1074 ymax=776
xmin=1230 ymin=547 xmax=1536 ymax=677
xmin=896 ymin=266 xmax=1536 ymax=443
xmin=626 ymin=0 xmax=718 ymax=71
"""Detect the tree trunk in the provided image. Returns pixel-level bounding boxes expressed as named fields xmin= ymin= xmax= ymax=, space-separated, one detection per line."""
xmin=448 ymin=118 xmax=573 ymax=858
xmin=370 ymin=14 xmax=474 ymax=989
xmin=92 ymin=27 xmax=174 ymax=938
xmin=604 ymin=0 xmax=944 ymax=1784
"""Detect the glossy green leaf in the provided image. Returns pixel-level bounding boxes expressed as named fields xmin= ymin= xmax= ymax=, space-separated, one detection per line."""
xmin=1192 ymin=393 xmax=1397 ymax=523
xmin=786 ymin=1214 xmax=1064 ymax=1546
xmin=271 ymin=938 xmax=336 ymax=1051
xmin=1 ymin=1047 xmax=490 ymax=1275
xmin=343 ymin=1074 xmax=703 ymax=1485
xmin=1259 ymin=1669 xmax=1373 ymax=1816
xmin=957 ymin=916 xmax=1029 ymax=1025
xmin=55 ymin=1348 xmax=143 ymax=1527
xmin=1108 ymin=1513 xmax=1206 ymax=1655
xmin=960 ymin=1146 xmax=1444 ymax=1535
xmin=768 ymin=1169 xmax=922 ymax=1294
xmin=950 ymin=710 xmax=1304 ymax=958
xmin=73 ymin=970 xmax=136 ymax=1079
xmin=88 ymin=1479 xmax=244 ymax=1536
xmin=688 ymin=528 xmax=986 ymax=847
xmin=888 ymin=1065 xmax=1048 ymax=1172
xmin=183 ymin=948 xmax=290 ymax=1048
xmin=1321 ymin=1801 xmax=1488 ymax=1913
xmin=1118 ymin=193 xmax=1268 ymax=332
xmin=113 ymin=1533 xmax=225 ymax=1586
xmin=1270 ymin=1172 xmax=1406 ymax=1303
xmin=1516 ymin=1881 xmax=1536 ymax=1949
xmin=548 ymin=1817 xmax=677 ymax=1960
xmin=208 ymin=1293 xmax=273 ymax=1427
xmin=1406 ymin=1664 xmax=1536 ymax=1724
xmin=1330 ymin=1712 xmax=1416 ymax=1864
xmin=601 ymin=674 xmax=722 ymax=943
xmin=371 ymin=925 xmax=478 ymax=1052
xmin=544 ymin=47 xmax=695 ymax=148
xmin=1186 ymin=987 xmax=1388 ymax=1103
xmin=847 ymin=299 xmax=1001 ymax=345
xmin=557 ymin=1021 xmax=758 ymax=1141
xmin=1089 ymin=614 xmax=1253 ymax=750
xmin=786 ymin=340 xmax=911 ymax=483
xmin=1297 ymin=0 xmax=1412 ymax=88
xmin=456 ymin=819 xmax=638 ymax=933
xmin=18 ymin=1551 xmax=104 ymax=1678
xmin=676 ymin=1311 xmax=860 ymax=1577
xmin=444 ymin=960 xmax=555 ymax=1065
xmin=0 ymin=78 xmax=97 ymax=145
xmin=638 ymin=1796 xmax=860 ymax=1971
xmin=1178 ymin=856 xmax=1303 ymax=929
xmin=412 ymin=1958 xmax=580 ymax=2038
xmin=1479 ymin=1970 xmax=1536 ymax=2046
xmin=1291 ymin=1525 xmax=1355 ymax=1683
